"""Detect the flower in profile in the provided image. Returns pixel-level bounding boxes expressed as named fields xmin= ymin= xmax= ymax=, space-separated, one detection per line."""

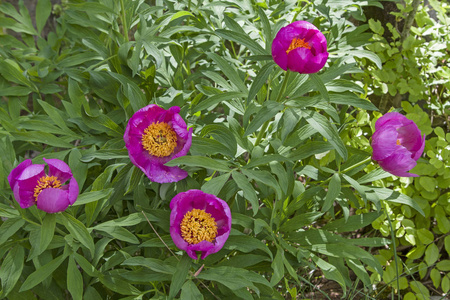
xmin=170 ymin=190 xmax=232 ymax=260
xmin=371 ymin=112 xmax=425 ymax=177
xmin=8 ymin=158 xmax=79 ymax=213
xmin=271 ymin=21 xmax=329 ymax=74
xmin=124 ymin=105 xmax=193 ymax=183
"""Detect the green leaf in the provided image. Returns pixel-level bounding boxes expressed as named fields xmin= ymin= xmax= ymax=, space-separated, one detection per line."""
xmin=169 ymin=254 xmax=191 ymax=299
xmin=247 ymin=62 xmax=275 ymax=104
xmin=347 ymin=50 xmax=382 ymax=69
xmin=80 ymin=150 xmax=129 ymax=162
xmin=122 ymin=257 xmax=176 ymax=274
xmin=232 ymin=171 xmax=259 ymax=216
xmin=67 ymin=256 xmax=83 ymax=300
xmin=309 ymin=73 xmax=330 ymax=102
xmin=358 ymin=168 xmax=391 ymax=184
xmin=72 ymin=189 xmax=114 ymax=206
xmin=61 ymin=213 xmax=95 ymax=256
xmin=0 ymin=60 xmax=37 ymax=91
xmin=109 ymin=72 xmax=146 ymax=112
xmin=207 ymin=53 xmax=247 ymax=93
xmin=11 ymin=131 xmax=74 ymax=148
xmin=165 ymin=156 xmax=232 ymax=172
xmin=287 ymin=141 xmax=334 ymax=161
xmin=225 ymin=235 xmax=272 ymax=259
xmin=372 ymin=188 xmax=425 ymax=216
xmin=346 ymin=258 xmax=371 ymax=287
xmin=436 ymin=260 xmax=450 ymax=271
xmin=201 ymin=173 xmax=231 ymax=196
xmin=312 ymin=255 xmax=347 ymax=295
xmin=197 ymin=266 xmax=258 ymax=292
xmin=425 ymin=243 xmax=439 ymax=266
xmin=323 ymin=173 xmax=341 ymax=212
xmin=19 ymin=254 xmax=67 ymax=292
xmin=244 ymin=101 xmax=284 ymax=136
xmin=201 ymin=124 xmax=237 ymax=157
xmin=301 ymin=110 xmax=347 ymax=160
xmin=322 ymin=212 xmax=380 ymax=233
xmin=270 ymin=247 xmax=284 ymax=286
xmin=0 ymin=218 xmax=25 ymax=245
xmin=193 ymin=92 xmax=246 ymax=112
xmin=170 ymin=11 xmax=194 ymax=21
xmin=180 ymin=280 xmax=203 ymax=300
xmin=36 ymin=0 xmax=52 ymax=34
xmin=215 ymin=29 xmax=267 ymax=56
xmin=280 ymin=212 xmax=324 ymax=232
xmin=39 ymin=213 xmax=56 ymax=254
xmin=329 ymin=93 xmax=378 ymax=111
xmin=241 ymin=169 xmax=283 ymax=200
xmin=0 ymin=245 xmax=24 ymax=297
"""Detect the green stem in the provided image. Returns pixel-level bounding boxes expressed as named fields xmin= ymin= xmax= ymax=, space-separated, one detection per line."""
xmin=120 ymin=0 xmax=129 ymax=42
xmin=254 ymin=121 xmax=270 ymax=147
xmin=384 ymin=202 xmax=401 ymax=299
xmin=341 ymin=156 xmax=372 ymax=174
xmin=275 ymin=70 xmax=291 ymax=103
xmin=320 ymin=156 xmax=372 ymax=186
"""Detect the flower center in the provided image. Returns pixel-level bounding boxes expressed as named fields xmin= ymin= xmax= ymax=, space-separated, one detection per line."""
xmin=286 ymin=37 xmax=311 ymax=54
xmin=396 ymin=139 xmax=401 ymax=145
xmin=180 ymin=208 xmax=218 ymax=244
xmin=141 ymin=122 xmax=178 ymax=157
xmin=33 ymin=176 xmax=62 ymax=201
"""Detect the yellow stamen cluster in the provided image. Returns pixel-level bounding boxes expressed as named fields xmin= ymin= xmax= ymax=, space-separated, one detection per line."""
xmin=33 ymin=176 xmax=62 ymax=201
xmin=286 ymin=37 xmax=311 ymax=54
xmin=396 ymin=139 xmax=401 ymax=145
xmin=180 ymin=209 xmax=218 ymax=245
xmin=141 ymin=122 xmax=178 ymax=157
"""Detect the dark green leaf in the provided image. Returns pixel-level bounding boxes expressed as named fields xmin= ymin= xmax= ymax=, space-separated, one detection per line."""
xmin=0 ymin=245 xmax=24 ymax=296
xmin=169 ymin=254 xmax=191 ymax=299
xmin=180 ymin=280 xmax=203 ymax=300
xmin=19 ymin=254 xmax=67 ymax=292
xmin=67 ymin=256 xmax=83 ymax=300
xmin=165 ymin=156 xmax=232 ymax=172
xmin=0 ymin=218 xmax=25 ymax=245
xmin=247 ymin=62 xmax=275 ymax=104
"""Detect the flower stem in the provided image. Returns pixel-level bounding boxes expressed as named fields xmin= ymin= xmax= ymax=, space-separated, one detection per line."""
xmin=340 ymin=156 xmax=372 ymax=174
xmin=120 ymin=0 xmax=129 ymax=42
xmin=275 ymin=70 xmax=291 ymax=103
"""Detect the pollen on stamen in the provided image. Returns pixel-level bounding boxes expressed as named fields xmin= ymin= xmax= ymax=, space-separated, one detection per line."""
xmin=33 ymin=176 xmax=62 ymax=201
xmin=180 ymin=209 xmax=218 ymax=244
xmin=396 ymin=139 xmax=401 ymax=145
xmin=286 ymin=37 xmax=311 ymax=54
xmin=141 ymin=122 xmax=178 ymax=157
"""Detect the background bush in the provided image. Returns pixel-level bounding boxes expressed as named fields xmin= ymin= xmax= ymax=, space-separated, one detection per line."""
xmin=0 ymin=0 xmax=448 ymax=299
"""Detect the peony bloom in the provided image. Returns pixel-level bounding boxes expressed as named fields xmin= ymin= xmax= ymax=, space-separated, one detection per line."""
xmin=8 ymin=158 xmax=79 ymax=213
xmin=124 ymin=105 xmax=193 ymax=183
xmin=271 ymin=20 xmax=329 ymax=74
xmin=170 ymin=190 xmax=232 ymax=260
xmin=371 ymin=112 xmax=425 ymax=177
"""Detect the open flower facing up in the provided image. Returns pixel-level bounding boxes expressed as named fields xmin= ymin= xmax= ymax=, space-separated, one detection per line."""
xmin=170 ymin=190 xmax=232 ymax=260
xmin=8 ymin=158 xmax=79 ymax=213
xmin=124 ymin=105 xmax=193 ymax=183
xmin=371 ymin=112 xmax=425 ymax=177
xmin=271 ymin=20 xmax=329 ymax=74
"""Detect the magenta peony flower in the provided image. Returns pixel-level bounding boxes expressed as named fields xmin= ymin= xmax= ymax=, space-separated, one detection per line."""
xmin=8 ymin=158 xmax=79 ymax=213
xmin=371 ymin=112 xmax=425 ymax=177
xmin=124 ymin=104 xmax=193 ymax=183
xmin=271 ymin=21 xmax=329 ymax=74
xmin=170 ymin=190 xmax=232 ymax=260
